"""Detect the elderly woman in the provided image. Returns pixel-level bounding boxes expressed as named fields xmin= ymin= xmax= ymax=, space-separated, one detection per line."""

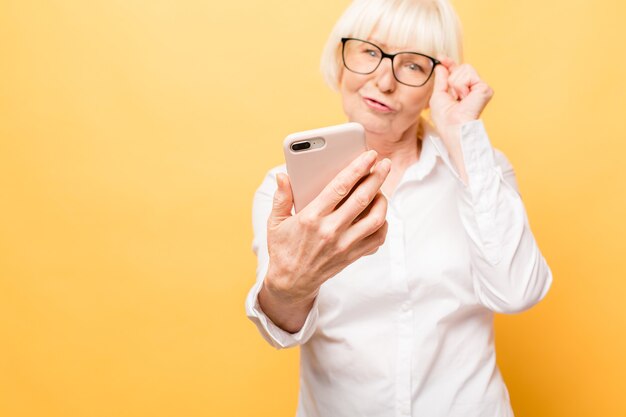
xmin=245 ymin=0 xmax=552 ymax=416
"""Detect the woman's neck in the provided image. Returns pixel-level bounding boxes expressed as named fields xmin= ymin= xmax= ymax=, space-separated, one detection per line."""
xmin=365 ymin=121 xmax=423 ymax=198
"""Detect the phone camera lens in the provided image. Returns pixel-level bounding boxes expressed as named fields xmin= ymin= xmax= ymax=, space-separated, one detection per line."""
xmin=292 ymin=141 xmax=311 ymax=151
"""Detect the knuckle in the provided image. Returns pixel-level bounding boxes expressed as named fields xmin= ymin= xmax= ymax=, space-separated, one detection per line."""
xmin=477 ymin=83 xmax=492 ymax=95
xmin=298 ymin=212 xmax=317 ymax=228
xmin=318 ymin=224 xmax=336 ymax=243
xmin=351 ymin=156 xmax=370 ymax=177
xmin=334 ymin=239 xmax=350 ymax=255
xmin=331 ymin=180 xmax=349 ymax=198
xmin=350 ymin=156 xmax=364 ymax=171
xmin=354 ymin=191 xmax=370 ymax=208
xmin=349 ymin=169 xmax=364 ymax=186
xmin=371 ymin=214 xmax=386 ymax=230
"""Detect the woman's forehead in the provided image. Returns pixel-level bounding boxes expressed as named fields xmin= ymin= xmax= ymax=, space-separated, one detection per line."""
xmin=361 ymin=39 xmax=414 ymax=54
xmin=361 ymin=29 xmax=430 ymax=54
xmin=351 ymin=15 xmax=434 ymax=52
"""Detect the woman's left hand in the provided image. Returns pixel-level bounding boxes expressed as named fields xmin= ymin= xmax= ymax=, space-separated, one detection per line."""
xmin=429 ymin=56 xmax=494 ymax=141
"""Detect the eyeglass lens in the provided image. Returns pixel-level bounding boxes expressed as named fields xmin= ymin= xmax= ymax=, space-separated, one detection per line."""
xmin=343 ymin=39 xmax=435 ymax=87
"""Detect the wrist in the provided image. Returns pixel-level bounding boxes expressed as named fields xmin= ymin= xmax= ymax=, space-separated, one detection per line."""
xmin=436 ymin=122 xmax=462 ymax=144
xmin=436 ymin=123 xmax=470 ymax=185
xmin=259 ymin=273 xmax=318 ymax=334
xmin=263 ymin=267 xmax=318 ymax=307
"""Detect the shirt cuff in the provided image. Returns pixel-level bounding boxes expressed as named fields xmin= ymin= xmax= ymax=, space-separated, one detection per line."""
xmin=245 ymin=280 xmax=319 ymax=349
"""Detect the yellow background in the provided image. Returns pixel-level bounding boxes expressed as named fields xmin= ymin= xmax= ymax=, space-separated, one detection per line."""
xmin=1 ymin=1 xmax=625 ymax=416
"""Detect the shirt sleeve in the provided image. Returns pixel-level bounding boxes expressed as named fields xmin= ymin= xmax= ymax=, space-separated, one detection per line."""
xmin=244 ymin=166 xmax=320 ymax=348
xmin=446 ymin=120 xmax=553 ymax=313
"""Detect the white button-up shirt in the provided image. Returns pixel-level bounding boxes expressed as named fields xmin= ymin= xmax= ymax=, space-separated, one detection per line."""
xmin=245 ymin=120 xmax=552 ymax=417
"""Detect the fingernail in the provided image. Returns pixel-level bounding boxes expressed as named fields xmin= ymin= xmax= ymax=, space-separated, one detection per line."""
xmin=363 ymin=150 xmax=377 ymax=164
xmin=381 ymin=158 xmax=391 ymax=172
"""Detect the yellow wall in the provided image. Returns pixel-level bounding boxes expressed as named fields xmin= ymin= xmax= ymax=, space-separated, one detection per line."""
xmin=1 ymin=1 xmax=625 ymax=416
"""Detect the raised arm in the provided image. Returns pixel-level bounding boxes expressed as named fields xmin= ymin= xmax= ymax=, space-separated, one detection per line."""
xmin=429 ymin=56 xmax=552 ymax=312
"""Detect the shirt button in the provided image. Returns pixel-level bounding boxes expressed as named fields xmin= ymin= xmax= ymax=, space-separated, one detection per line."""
xmin=401 ymin=302 xmax=410 ymax=312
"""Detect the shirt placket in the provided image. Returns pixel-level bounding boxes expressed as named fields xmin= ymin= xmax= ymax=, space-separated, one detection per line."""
xmin=387 ymin=203 xmax=412 ymax=417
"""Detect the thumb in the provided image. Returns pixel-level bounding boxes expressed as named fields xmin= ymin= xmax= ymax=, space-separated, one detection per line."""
xmin=269 ymin=173 xmax=294 ymax=227
xmin=432 ymin=64 xmax=449 ymax=94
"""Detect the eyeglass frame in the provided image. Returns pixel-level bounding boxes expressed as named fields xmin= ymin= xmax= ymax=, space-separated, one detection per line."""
xmin=340 ymin=37 xmax=441 ymax=87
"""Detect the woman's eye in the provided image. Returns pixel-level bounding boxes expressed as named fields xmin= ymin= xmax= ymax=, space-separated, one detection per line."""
xmin=407 ymin=63 xmax=425 ymax=73
xmin=363 ymin=49 xmax=379 ymax=58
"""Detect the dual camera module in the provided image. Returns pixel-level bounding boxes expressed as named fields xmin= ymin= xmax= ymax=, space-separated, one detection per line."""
xmin=290 ymin=137 xmax=325 ymax=152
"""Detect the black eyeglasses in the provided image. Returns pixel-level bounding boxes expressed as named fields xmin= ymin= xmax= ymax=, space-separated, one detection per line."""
xmin=341 ymin=37 xmax=440 ymax=87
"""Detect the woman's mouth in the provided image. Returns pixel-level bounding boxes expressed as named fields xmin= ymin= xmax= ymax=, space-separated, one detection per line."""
xmin=363 ymin=97 xmax=394 ymax=113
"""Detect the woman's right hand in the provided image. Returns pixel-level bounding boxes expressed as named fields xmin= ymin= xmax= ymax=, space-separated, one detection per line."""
xmin=258 ymin=150 xmax=391 ymax=332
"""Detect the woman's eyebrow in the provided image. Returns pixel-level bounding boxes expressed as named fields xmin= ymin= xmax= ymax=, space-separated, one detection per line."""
xmin=368 ymin=39 xmax=416 ymax=53
xmin=368 ymin=38 xmax=389 ymax=48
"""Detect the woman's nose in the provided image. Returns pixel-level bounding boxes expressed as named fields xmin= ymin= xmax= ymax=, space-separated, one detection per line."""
xmin=373 ymin=57 xmax=396 ymax=92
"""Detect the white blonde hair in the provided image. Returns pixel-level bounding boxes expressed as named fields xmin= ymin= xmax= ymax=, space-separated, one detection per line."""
xmin=320 ymin=0 xmax=464 ymax=91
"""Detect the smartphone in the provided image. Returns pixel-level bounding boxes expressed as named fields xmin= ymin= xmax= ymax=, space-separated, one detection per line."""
xmin=283 ymin=122 xmax=367 ymax=213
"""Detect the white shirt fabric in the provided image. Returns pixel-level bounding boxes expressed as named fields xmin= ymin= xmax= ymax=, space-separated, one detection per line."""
xmin=245 ymin=119 xmax=552 ymax=417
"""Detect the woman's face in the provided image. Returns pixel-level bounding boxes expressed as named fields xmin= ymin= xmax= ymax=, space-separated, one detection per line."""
xmin=339 ymin=38 xmax=435 ymax=140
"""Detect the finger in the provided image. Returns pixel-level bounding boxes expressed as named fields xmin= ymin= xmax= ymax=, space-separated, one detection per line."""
xmin=433 ymin=64 xmax=449 ymax=94
xmin=460 ymin=64 xmax=483 ymax=86
xmin=437 ymin=55 xmax=458 ymax=73
xmin=446 ymin=66 xmax=469 ymax=100
xmin=362 ymin=246 xmax=379 ymax=256
xmin=467 ymin=79 xmax=492 ymax=101
xmin=447 ymin=85 xmax=459 ymax=101
xmin=449 ymin=65 xmax=482 ymax=98
xmin=462 ymin=81 xmax=494 ymax=116
xmin=472 ymin=81 xmax=494 ymax=99
xmin=452 ymin=82 xmax=470 ymax=100
xmin=331 ymin=158 xmax=391 ymax=225
xmin=268 ymin=173 xmax=294 ymax=228
xmin=345 ymin=219 xmax=388 ymax=262
xmin=308 ymin=149 xmax=378 ymax=215
xmin=351 ymin=189 xmax=378 ymax=224
xmin=341 ymin=192 xmax=388 ymax=245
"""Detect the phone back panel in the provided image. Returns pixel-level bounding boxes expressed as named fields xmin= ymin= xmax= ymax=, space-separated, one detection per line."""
xmin=283 ymin=122 xmax=367 ymax=213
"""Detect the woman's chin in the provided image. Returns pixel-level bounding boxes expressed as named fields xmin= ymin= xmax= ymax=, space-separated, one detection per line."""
xmin=346 ymin=114 xmax=386 ymax=134
xmin=360 ymin=120 xmax=392 ymax=137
